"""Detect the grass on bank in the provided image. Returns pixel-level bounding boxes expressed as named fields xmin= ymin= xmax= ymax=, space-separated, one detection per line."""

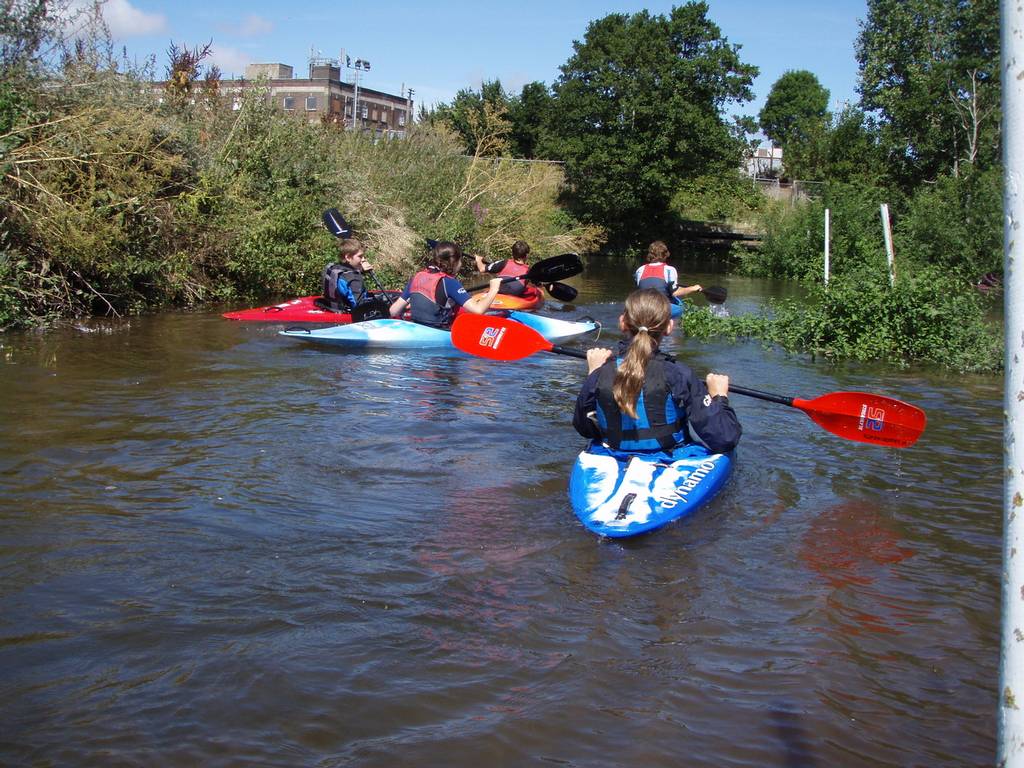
xmin=1 ymin=62 xmax=602 ymax=329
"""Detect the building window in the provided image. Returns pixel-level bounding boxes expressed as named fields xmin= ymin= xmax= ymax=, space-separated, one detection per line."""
xmin=398 ymin=111 xmax=406 ymax=127
xmin=283 ymin=96 xmax=295 ymax=110
xmin=306 ymin=95 xmax=317 ymax=110
xmin=361 ymin=104 xmax=368 ymax=119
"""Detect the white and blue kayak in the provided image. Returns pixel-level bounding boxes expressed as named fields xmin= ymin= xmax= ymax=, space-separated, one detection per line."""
xmin=279 ymin=310 xmax=598 ymax=350
xmin=568 ymin=443 xmax=732 ymax=538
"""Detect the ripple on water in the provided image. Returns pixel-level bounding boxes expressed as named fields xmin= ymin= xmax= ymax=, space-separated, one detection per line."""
xmin=0 ymin=285 xmax=1002 ymax=767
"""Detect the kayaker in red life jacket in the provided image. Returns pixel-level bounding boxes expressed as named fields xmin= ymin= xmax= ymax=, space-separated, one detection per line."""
xmin=474 ymin=240 xmax=532 ymax=297
xmin=573 ymin=289 xmax=741 ymax=455
xmin=389 ymin=241 xmax=502 ymax=328
xmin=634 ymin=240 xmax=704 ymax=301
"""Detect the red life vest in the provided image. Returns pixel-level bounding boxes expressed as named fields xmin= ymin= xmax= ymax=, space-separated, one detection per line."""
xmin=637 ymin=263 xmax=672 ymax=297
xmin=494 ymin=259 xmax=529 ymax=296
xmin=498 ymin=260 xmax=529 ymax=279
xmin=409 ymin=267 xmax=453 ymax=326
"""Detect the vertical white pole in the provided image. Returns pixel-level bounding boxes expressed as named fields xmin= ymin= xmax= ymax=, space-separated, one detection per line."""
xmin=1000 ymin=1 xmax=1024 ymax=763
xmin=354 ymin=68 xmax=360 ymax=132
xmin=880 ymin=203 xmax=895 ymax=286
xmin=824 ymin=208 xmax=831 ymax=285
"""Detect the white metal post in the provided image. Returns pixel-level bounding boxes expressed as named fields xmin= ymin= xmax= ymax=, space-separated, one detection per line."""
xmin=824 ymin=207 xmax=831 ymax=285
xmin=880 ymin=203 xmax=895 ymax=286
xmin=1000 ymin=0 xmax=1024 ymax=763
xmin=353 ymin=68 xmax=360 ymax=131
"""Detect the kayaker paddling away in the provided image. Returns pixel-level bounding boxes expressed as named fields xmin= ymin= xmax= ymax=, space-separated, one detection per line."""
xmin=566 ymin=289 xmax=740 ymax=536
xmin=451 ymin=289 xmax=927 ymax=538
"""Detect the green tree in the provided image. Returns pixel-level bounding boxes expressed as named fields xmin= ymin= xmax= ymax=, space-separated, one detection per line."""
xmin=758 ymin=69 xmax=830 ymax=176
xmin=824 ymin=107 xmax=883 ymax=183
xmin=508 ymin=81 xmax=553 ymax=159
xmin=429 ymin=79 xmax=514 ymax=156
xmin=780 ymin=106 xmax=884 ymax=183
xmin=545 ymin=3 xmax=757 ymax=242
xmin=856 ymin=0 xmax=1000 ymax=185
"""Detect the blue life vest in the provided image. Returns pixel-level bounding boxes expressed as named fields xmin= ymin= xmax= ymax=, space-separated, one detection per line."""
xmin=594 ymin=356 xmax=687 ymax=451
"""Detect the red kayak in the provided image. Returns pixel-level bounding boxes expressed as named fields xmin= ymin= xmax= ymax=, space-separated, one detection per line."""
xmin=223 ymin=295 xmax=354 ymax=323
xmin=224 ymin=286 xmax=542 ymax=323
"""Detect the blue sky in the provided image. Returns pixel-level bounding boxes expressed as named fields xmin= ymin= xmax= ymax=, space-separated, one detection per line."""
xmin=91 ymin=0 xmax=867 ymax=121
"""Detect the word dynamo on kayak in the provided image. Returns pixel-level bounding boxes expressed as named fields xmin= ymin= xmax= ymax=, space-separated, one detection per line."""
xmin=858 ymin=404 xmax=886 ymax=433
xmin=655 ymin=459 xmax=718 ymax=509
xmin=477 ymin=325 xmax=507 ymax=350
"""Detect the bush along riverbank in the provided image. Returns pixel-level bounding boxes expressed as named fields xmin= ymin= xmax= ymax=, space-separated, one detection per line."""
xmin=1 ymin=3 xmax=1003 ymax=373
xmin=0 ymin=44 xmax=601 ymax=330
xmin=681 ymin=172 xmax=1004 ymax=373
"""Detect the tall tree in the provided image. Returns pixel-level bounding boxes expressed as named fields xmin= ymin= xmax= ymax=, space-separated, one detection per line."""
xmin=856 ymin=0 xmax=1000 ymax=185
xmin=429 ymin=79 xmax=514 ymax=156
xmin=545 ymin=3 xmax=757 ymax=241
xmin=507 ymin=81 xmax=553 ymax=159
xmin=758 ymin=69 xmax=830 ymax=177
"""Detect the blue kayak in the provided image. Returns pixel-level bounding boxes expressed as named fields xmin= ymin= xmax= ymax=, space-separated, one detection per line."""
xmin=279 ymin=310 xmax=598 ymax=350
xmin=568 ymin=443 xmax=732 ymax=538
xmin=670 ymin=298 xmax=684 ymax=318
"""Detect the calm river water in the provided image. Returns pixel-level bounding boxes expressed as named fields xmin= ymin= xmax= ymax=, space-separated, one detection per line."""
xmin=0 ymin=257 xmax=1003 ymax=766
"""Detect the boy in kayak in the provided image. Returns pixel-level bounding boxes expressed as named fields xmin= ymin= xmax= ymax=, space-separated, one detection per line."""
xmin=322 ymin=238 xmax=374 ymax=311
xmin=635 ymin=240 xmax=704 ymax=302
xmin=474 ymin=240 xmax=531 ymax=297
xmin=389 ymin=241 xmax=502 ymax=327
xmin=573 ymin=288 xmax=741 ymax=455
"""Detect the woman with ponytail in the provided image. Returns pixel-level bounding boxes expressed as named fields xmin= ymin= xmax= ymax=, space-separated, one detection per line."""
xmin=572 ymin=289 xmax=741 ymax=455
xmin=389 ymin=241 xmax=502 ymax=328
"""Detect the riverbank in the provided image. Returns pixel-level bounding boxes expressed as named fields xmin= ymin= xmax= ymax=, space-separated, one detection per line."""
xmin=1 ymin=66 xmax=601 ymax=331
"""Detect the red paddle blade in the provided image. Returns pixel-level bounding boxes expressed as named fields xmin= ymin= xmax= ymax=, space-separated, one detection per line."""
xmin=792 ymin=392 xmax=927 ymax=448
xmin=451 ymin=313 xmax=553 ymax=361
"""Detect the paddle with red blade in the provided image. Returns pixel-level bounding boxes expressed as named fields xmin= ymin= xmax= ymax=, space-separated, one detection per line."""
xmin=451 ymin=313 xmax=926 ymax=448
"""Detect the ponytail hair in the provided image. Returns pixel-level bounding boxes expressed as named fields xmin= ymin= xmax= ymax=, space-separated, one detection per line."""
xmin=429 ymin=241 xmax=463 ymax=275
xmin=613 ymin=289 xmax=672 ymax=418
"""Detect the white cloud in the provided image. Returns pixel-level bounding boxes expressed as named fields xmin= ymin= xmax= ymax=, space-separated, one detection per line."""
xmin=99 ymin=0 xmax=167 ymax=38
xmin=208 ymin=44 xmax=253 ymax=78
xmin=236 ymin=15 xmax=273 ymax=37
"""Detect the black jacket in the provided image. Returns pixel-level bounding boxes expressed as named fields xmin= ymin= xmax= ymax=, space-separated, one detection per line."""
xmin=572 ymin=341 xmax=742 ymax=454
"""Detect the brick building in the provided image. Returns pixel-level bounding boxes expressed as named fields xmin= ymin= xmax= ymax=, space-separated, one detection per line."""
xmin=230 ymin=61 xmax=412 ymax=137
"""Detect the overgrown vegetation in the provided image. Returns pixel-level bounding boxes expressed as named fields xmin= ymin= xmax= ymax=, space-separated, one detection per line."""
xmin=2 ymin=0 xmax=1005 ymax=371
xmin=703 ymin=163 xmax=1004 ymax=372
xmin=0 ymin=2 xmax=600 ymax=329
xmin=684 ymin=265 xmax=1000 ymax=372
xmin=677 ymin=0 xmax=1003 ymax=372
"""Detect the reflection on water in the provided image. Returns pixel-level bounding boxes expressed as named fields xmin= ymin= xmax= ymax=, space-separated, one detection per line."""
xmin=0 ymin=260 xmax=1002 ymax=766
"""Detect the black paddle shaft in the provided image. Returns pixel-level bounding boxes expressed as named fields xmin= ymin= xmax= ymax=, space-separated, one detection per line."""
xmin=544 ymin=346 xmax=794 ymax=407
xmin=723 ymin=385 xmax=794 ymax=407
xmin=549 ymin=344 xmax=587 ymax=360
